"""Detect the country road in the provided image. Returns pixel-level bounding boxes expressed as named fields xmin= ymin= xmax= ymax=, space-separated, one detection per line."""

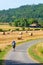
xmin=4 ymin=39 xmax=43 ymax=65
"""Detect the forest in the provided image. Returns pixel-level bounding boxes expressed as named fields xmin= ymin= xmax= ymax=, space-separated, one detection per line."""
xmin=0 ymin=4 xmax=43 ymax=27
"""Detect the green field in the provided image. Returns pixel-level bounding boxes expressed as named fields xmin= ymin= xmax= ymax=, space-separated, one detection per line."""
xmin=28 ymin=43 xmax=43 ymax=63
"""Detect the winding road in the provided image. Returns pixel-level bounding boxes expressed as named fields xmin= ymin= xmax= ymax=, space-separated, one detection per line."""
xmin=4 ymin=39 xmax=43 ymax=65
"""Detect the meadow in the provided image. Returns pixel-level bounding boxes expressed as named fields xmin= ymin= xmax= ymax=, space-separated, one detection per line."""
xmin=28 ymin=43 xmax=43 ymax=63
xmin=0 ymin=24 xmax=43 ymax=50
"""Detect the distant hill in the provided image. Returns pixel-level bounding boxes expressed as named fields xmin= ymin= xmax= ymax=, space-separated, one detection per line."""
xmin=0 ymin=4 xmax=43 ymax=22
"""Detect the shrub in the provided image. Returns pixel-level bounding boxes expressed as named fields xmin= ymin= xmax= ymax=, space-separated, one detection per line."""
xmin=27 ymin=28 xmax=33 ymax=31
xmin=0 ymin=29 xmax=3 ymax=32
xmin=22 ymin=27 xmax=25 ymax=31
xmin=41 ymin=50 xmax=43 ymax=54
xmin=0 ymin=49 xmax=2 ymax=52
xmin=8 ymin=29 xmax=11 ymax=31
xmin=41 ymin=28 xmax=43 ymax=30
xmin=9 ymin=22 xmax=12 ymax=26
xmin=15 ymin=28 xmax=19 ymax=31
xmin=34 ymin=28 xmax=40 ymax=30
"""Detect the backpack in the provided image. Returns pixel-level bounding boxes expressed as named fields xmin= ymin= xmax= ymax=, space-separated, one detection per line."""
xmin=12 ymin=41 xmax=16 ymax=46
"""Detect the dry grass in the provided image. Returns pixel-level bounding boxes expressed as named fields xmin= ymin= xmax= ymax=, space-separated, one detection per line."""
xmin=28 ymin=42 xmax=43 ymax=63
xmin=0 ymin=25 xmax=43 ymax=50
xmin=0 ymin=25 xmax=23 ymax=30
xmin=0 ymin=31 xmax=43 ymax=50
xmin=34 ymin=43 xmax=43 ymax=57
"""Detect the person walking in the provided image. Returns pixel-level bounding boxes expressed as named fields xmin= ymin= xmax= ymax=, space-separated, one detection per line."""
xmin=12 ymin=41 xmax=16 ymax=50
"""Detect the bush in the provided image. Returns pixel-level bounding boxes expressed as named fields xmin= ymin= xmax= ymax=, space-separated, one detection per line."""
xmin=41 ymin=50 xmax=43 ymax=54
xmin=0 ymin=29 xmax=3 ymax=32
xmin=22 ymin=27 xmax=25 ymax=31
xmin=15 ymin=28 xmax=19 ymax=31
xmin=27 ymin=28 xmax=33 ymax=31
xmin=0 ymin=29 xmax=11 ymax=32
xmin=0 ymin=49 xmax=2 ymax=52
xmin=9 ymin=22 xmax=12 ymax=26
xmin=34 ymin=28 xmax=40 ymax=30
xmin=41 ymin=28 xmax=43 ymax=30
xmin=8 ymin=29 xmax=11 ymax=31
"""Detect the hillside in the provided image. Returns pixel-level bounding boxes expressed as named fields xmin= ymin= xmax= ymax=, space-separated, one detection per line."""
xmin=0 ymin=4 xmax=43 ymax=22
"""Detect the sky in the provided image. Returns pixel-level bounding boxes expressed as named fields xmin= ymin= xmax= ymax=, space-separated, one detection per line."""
xmin=0 ymin=0 xmax=43 ymax=10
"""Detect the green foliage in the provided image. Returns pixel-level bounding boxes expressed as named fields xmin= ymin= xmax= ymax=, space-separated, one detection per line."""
xmin=38 ymin=18 xmax=43 ymax=27
xmin=8 ymin=29 xmax=11 ymax=31
xmin=22 ymin=27 xmax=25 ymax=31
xmin=34 ymin=28 xmax=40 ymax=30
xmin=0 ymin=29 xmax=3 ymax=32
xmin=28 ymin=45 xmax=43 ymax=63
xmin=0 ymin=4 xmax=43 ymax=27
xmin=0 ymin=49 xmax=2 ymax=52
xmin=9 ymin=22 xmax=12 ymax=26
xmin=27 ymin=28 xmax=33 ymax=31
xmin=0 ymin=45 xmax=12 ymax=65
xmin=15 ymin=28 xmax=19 ymax=31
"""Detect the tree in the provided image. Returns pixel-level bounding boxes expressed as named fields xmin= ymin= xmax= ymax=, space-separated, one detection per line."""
xmin=9 ymin=22 xmax=12 ymax=26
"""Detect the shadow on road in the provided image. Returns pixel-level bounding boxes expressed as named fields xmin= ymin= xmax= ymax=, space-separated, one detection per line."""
xmin=0 ymin=60 xmax=43 ymax=65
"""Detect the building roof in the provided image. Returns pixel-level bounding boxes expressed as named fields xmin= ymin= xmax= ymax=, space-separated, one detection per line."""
xmin=29 ymin=23 xmax=41 ymax=28
xmin=29 ymin=23 xmax=37 ymax=26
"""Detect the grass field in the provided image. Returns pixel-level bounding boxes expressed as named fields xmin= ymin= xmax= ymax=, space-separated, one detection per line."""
xmin=0 ymin=31 xmax=43 ymax=49
xmin=0 ymin=45 xmax=12 ymax=65
xmin=0 ymin=25 xmax=43 ymax=50
xmin=28 ymin=43 xmax=43 ymax=63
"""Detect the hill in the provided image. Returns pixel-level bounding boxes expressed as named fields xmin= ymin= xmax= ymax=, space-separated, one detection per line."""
xmin=0 ymin=4 xmax=43 ymax=27
xmin=0 ymin=4 xmax=43 ymax=22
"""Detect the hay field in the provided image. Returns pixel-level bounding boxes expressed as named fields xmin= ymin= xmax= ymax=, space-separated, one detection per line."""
xmin=0 ymin=31 xmax=43 ymax=49
xmin=0 ymin=25 xmax=43 ymax=50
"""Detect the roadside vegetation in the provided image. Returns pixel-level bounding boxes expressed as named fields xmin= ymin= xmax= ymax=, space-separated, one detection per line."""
xmin=0 ymin=45 xmax=12 ymax=65
xmin=28 ymin=43 xmax=43 ymax=63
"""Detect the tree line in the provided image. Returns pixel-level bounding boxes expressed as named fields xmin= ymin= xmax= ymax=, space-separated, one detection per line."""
xmin=12 ymin=18 xmax=43 ymax=27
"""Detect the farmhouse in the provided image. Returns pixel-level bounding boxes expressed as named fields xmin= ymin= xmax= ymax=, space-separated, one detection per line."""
xmin=29 ymin=23 xmax=41 ymax=28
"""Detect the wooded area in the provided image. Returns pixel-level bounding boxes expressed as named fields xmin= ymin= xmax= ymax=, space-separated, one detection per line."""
xmin=0 ymin=4 xmax=43 ymax=27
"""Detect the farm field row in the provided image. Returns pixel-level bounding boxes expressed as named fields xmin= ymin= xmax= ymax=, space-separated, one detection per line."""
xmin=0 ymin=31 xmax=43 ymax=50
xmin=0 ymin=25 xmax=43 ymax=30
